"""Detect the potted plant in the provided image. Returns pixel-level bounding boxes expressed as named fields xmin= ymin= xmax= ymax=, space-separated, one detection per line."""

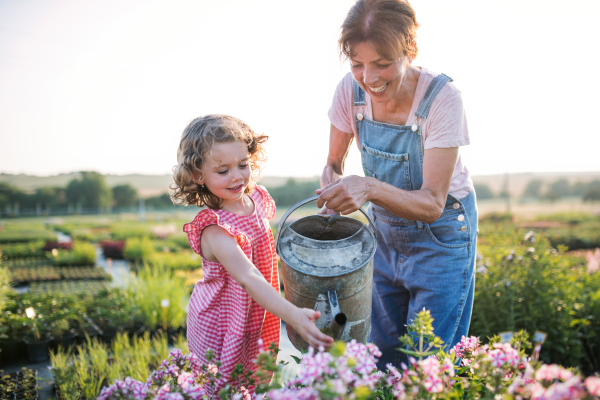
xmin=23 ymin=307 xmax=52 ymax=363
xmin=50 ymin=318 xmax=77 ymax=351
xmin=0 ymin=313 xmax=29 ymax=366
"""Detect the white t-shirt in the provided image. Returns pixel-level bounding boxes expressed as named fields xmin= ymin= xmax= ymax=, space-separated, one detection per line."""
xmin=328 ymin=68 xmax=473 ymax=199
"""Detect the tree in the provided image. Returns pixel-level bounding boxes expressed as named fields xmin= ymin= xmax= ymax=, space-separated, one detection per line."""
xmin=112 ymin=184 xmax=138 ymax=207
xmin=473 ymin=183 xmax=494 ymax=200
xmin=522 ymin=179 xmax=543 ymax=199
xmin=583 ymin=180 xmax=600 ymax=203
xmin=544 ymin=178 xmax=570 ymax=202
xmin=65 ymin=171 xmax=112 ymax=208
xmin=145 ymin=193 xmax=175 ymax=208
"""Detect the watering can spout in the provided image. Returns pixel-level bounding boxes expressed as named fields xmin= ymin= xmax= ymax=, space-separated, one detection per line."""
xmin=327 ymin=289 xmax=347 ymax=340
xmin=329 ymin=312 xmax=347 ymax=340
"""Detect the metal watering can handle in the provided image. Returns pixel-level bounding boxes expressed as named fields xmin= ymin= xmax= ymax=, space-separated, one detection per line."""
xmin=274 ymin=194 xmax=378 ymax=247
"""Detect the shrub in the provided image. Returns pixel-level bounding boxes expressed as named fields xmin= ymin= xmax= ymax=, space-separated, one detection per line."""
xmin=146 ymin=251 xmax=202 ymax=271
xmin=43 ymin=240 xmax=73 ymax=252
xmin=0 ymin=241 xmax=45 ymax=259
xmin=0 ymin=228 xmax=56 ymax=244
xmin=126 ymin=263 xmax=187 ymax=330
xmin=471 ymin=224 xmax=600 ymax=371
xmin=124 ymin=237 xmax=155 ymax=261
xmin=51 ymin=241 xmax=96 ymax=266
xmin=101 ymin=240 xmax=125 ymax=259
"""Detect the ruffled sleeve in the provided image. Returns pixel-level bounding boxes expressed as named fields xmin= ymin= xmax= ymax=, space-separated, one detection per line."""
xmin=254 ymin=185 xmax=276 ymax=219
xmin=183 ymin=209 xmax=248 ymax=258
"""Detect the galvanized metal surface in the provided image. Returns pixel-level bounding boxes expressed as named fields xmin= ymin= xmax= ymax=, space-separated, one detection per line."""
xmin=276 ymin=196 xmax=377 ymax=351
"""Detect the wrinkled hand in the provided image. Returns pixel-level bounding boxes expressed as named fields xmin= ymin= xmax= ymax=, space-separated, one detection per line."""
xmin=318 ymin=166 xmax=343 ymax=215
xmin=290 ymin=309 xmax=333 ymax=349
xmin=316 ymin=175 xmax=371 ymax=215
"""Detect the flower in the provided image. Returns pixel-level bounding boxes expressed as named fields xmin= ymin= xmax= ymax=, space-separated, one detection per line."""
xmin=585 ymin=375 xmax=600 ymax=396
xmin=423 ymin=374 xmax=443 ymax=393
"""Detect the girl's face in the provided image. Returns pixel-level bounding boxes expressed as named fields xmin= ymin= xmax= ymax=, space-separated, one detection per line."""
xmin=349 ymin=41 xmax=409 ymax=104
xmin=195 ymin=141 xmax=251 ymax=206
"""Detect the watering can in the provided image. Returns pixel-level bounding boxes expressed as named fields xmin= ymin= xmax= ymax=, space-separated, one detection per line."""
xmin=275 ymin=195 xmax=377 ymax=351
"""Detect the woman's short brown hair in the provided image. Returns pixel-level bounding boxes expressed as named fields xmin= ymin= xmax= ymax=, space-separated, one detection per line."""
xmin=339 ymin=0 xmax=419 ymax=62
xmin=170 ymin=114 xmax=268 ymax=209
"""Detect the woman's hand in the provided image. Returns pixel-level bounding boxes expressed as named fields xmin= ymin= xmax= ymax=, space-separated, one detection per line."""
xmin=288 ymin=309 xmax=333 ymax=349
xmin=316 ymin=175 xmax=374 ymax=215
xmin=319 ymin=165 xmax=344 ymax=215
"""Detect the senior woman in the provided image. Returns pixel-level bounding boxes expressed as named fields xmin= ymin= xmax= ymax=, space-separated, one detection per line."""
xmin=316 ymin=0 xmax=478 ymax=368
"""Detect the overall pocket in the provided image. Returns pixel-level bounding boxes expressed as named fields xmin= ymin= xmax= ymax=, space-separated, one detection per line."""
xmin=425 ymin=209 xmax=471 ymax=249
xmin=361 ymin=143 xmax=412 ymax=190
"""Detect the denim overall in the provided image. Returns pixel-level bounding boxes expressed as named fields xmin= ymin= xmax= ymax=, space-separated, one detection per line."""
xmin=353 ymin=74 xmax=478 ymax=369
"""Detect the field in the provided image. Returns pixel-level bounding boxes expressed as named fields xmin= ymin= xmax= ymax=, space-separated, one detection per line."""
xmin=0 ymin=197 xmax=599 ymax=398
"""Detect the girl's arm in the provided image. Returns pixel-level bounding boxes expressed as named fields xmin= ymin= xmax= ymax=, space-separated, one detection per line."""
xmin=316 ymin=147 xmax=458 ymax=223
xmin=201 ymin=224 xmax=334 ymax=349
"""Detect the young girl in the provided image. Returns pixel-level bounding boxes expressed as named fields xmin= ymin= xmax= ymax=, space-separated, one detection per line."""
xmin=171 ymin=115 xmax=332 ymax=395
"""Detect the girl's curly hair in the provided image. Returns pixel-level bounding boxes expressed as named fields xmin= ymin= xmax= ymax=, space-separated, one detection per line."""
xmin=170 ymin=114 xmax=268 ymax=209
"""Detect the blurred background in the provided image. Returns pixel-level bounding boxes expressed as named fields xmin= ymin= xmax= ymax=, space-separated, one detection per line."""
xmin=1 ymin=1 xmax=600 ymax=392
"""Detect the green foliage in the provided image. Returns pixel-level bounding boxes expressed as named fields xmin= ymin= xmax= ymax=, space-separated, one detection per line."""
xmin=124 ymin=237 xmax=155 ymax=261
xmin=50 ymin=332 xmax=171 ymax=395
xmin=543 ymin=178 xmax=570 ymax=201
xmin=65 ymin=171 xmax=112 ymax=208
xmin=473 ymin=183 xmax=494 ymax=200
xmin=533 ymin=213 xmax=600 ymax=250
xmin=266 ymin=178 xmax=320 ymax=207
xmin=112 ymin=184 xmax=139 ymax=207
xmin=583 ymin=181 xmax=600 ymax=203
xmin=471 ymin=222 xmax=600 ymax=370
xmin=51 ymin=241 xmax=96 ymax=266
xmin=146 ymin=251 xmax=202 ymax=271
xmin=522 ymin=179 xmax=543 ymax=199
xmin=0 ymin=227 xmax=56 ymax=244
xmin=127 ymin=263 xmax=188 ymax=329
xmin=0 ymin=241 xmax=45 ymax=258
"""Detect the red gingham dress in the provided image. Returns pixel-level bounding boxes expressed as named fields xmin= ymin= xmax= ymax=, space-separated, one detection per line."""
xmin=183 ymin=185 xmax=280 ymax=396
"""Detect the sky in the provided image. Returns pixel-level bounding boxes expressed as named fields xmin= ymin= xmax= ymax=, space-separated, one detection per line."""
xmin=0 ymin=0 xmax=599 ymax=178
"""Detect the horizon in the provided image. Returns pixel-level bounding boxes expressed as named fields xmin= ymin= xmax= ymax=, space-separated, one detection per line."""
xmin=1 ymin=0 xmax=599 ymax=178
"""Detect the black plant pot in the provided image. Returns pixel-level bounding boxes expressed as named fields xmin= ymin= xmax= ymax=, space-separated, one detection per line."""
xmin=78 ymin=328 xmax=100 ymax=345
xmin=100 ymin=328 xmax=118 ymax=344
xmin=24 ymin=337 xmax=52 ymax=363
xmin=51 ymin=331 xmax=78 ymax=352
xmin=0 ymin=338 xmax=28 ymax=366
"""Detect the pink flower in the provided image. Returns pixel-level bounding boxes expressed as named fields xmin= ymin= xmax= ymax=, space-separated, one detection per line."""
xmin=441 ymin=358 xmax=455 ymax=377
xmin=585 ymin=376 xmax=600 ymax=396
xmin=489 ymin=350 xmax=506 ymax=368
xmin=423 ymin=374 xmax=443 ymax=393
xmin=536 ymin=364 xmax=561 ymax=381
xmin=419 ymin=357 xmax=440 ymax=376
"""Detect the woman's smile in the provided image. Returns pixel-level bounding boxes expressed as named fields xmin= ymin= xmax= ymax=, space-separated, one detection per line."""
xmin=368 ymin=82 xmax=389 ymax=95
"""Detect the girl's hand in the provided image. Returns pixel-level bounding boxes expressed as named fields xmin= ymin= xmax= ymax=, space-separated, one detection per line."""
xmin=289 ymin=309 xmax=334 ymax=349
xmin=316 ymin=175 xmax=374 ymax=215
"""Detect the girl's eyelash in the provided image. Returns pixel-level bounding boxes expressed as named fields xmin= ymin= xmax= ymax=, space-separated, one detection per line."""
xmin=217 ymin=170 xmax=228 ymax=175
xmin=378 ymin=64 xmax=391 ymax=68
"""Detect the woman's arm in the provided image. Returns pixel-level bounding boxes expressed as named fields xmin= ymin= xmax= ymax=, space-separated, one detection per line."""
xmin=321 ymin=124 xmax=354 ymax=188
xmin=201 ymin=225 xmax=333 ymax=348
xmin=316 ymin=147 xmax=458 ymax=223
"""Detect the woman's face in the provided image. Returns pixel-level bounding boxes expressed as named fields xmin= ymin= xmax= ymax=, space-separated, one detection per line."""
xmin=349 ymin=41 xmax=408 ymax=104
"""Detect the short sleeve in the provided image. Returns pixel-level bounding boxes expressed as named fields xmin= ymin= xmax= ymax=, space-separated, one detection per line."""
xmin=183 ymin=209 xmax=248 ymax=258
xmin=422 ymin=83 xmax=470 ymax=150
xmin=254 ymin=185 xmax=276 ymax=219
xmin=328 ymin=73 xmax=356 ymax=136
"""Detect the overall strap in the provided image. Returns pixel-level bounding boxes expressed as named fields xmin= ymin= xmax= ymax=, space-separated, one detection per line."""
xmin=414 ymin=73 xmax=453 ymax=120
xmin=352 ymin=79 xmax=366 ymax=106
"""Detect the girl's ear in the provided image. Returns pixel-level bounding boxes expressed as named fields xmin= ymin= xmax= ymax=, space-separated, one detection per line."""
xmin=192 ymin=170 xmax=204 ymax=186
